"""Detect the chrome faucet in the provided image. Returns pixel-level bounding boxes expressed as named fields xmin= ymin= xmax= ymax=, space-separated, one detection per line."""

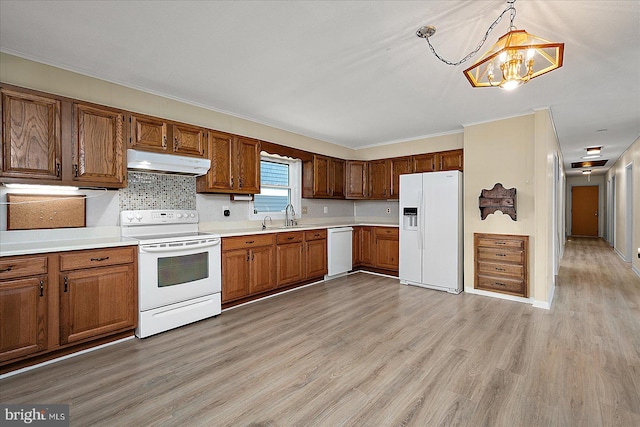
xmin=285 ymin=204 xmax=296 ymax=227
xmin=262 ymin=215 xmax=272 ymax=230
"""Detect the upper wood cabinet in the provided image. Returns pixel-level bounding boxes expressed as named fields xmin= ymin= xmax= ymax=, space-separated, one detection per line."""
xmin=345 ymin=160 xmax=368 ymax=199
xmin=73 ymin=103 xmax=126 ymax=187
xmin=412 ymin=153 xmax=436 ymax=173
xmin=303 ymin=155 xmax=345 ymax=199
xmin=390 ymin=157 xmax=412 ymax=199
xmin=130 ymin=114 xmax=206 ymax=158
xmin=436 ymin=149 xmax=463 ymax=171
xmin=368 ymin=159 xmax=390 ymax=200
xmin=1 ymin=88 xmax=61 ymax=181
xmin=197 ymin=133 xmax=261 ymax=194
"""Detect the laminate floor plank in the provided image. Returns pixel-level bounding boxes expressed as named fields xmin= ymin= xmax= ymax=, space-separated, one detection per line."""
xmin=2 ymin=237 xmax=640 ymax=426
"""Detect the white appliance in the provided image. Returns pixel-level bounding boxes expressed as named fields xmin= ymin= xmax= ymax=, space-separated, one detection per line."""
xmin=326 ymin=227 xmax=353 ymax=279
xmin=399 ymin=171 xmax=463 ymax=294
xmin=121 ymin=210 xmax=222 ymax=338
xmin=127 ymin=149 xmax=211 ymax=176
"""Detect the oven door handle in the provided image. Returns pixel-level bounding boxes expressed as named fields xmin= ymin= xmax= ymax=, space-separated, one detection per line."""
xmin=139 ymin=239 xmax=221 ymax=253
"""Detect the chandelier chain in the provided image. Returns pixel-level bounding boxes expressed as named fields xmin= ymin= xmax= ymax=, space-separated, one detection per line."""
xmin=424 ymin=0 xmax=517 ymax=67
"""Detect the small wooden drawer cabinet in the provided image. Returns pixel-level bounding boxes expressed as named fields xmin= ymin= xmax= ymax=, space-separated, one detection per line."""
xmin=474 ymin=233 xmax=529 ymax=297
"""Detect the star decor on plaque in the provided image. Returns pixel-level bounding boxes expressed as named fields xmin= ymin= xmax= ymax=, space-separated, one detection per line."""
xmin=479 ymin=183 xmax=517 ymax=221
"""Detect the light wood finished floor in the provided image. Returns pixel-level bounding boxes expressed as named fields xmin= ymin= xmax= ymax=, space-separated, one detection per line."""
xmin=2 ymin=237 xmax=640 ymax=426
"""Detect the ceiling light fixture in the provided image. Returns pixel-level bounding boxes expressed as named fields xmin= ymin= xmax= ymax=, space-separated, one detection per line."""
xmin=586 ymin=146 xmax=602 ymax=155
xmin=581 ymin=154 xmax=602 ymax=160
xmin=582 ymin=170 xmax=592 ymax=175
xmin=417 ymin=0 xmax=564 ymax=90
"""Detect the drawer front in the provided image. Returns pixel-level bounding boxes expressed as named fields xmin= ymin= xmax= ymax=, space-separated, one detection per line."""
xmin=222 ymin=234 xmax=275 ymax=251
xmin=477 ymin=261 xmax=523 ymax=278
xmin=0 ymin=256 xmax=48 ymax=280
xmin=276 ymin=231 xmax=304 ymax=244
xmin=60 ymin=247 xmax=135 ymax=271
xmin=476 ymin=237 xmax=524 ymax=250
xmin=374 ymin=227 xmax=399 ymax=239
xmin=304 ymin=229 xmax=327 ymax=241
xmin=477 ymin=247 xmax=524 ymax=264
xmin=477 ymin=275 xmax=525 ymax=295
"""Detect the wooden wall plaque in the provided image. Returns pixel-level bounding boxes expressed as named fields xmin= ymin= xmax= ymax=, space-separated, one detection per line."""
xmin=7 ymin=194 xmax=86 ymax=230
xmin=479 ymin=183 xmax=517 ymax=221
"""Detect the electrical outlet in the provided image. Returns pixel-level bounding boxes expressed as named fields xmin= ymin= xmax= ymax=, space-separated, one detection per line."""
xmin=385 ymin=207 xmax=391 ymax=214
xmin=323 ymin=206 xmax=328 ymax=214
xmin=222 ymin=206 xmax=229 ymax=214
xmin=301 ymin=206 xmax=308 ymax=214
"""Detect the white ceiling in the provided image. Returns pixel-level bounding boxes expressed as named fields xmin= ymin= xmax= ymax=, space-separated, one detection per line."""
xmin=1 ymin=1 xmax=638 ymax=176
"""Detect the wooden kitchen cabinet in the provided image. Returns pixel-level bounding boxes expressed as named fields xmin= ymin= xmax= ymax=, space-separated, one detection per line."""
xmin=346 ymin=160 xmax=368 ymax=199
xmin=374 ymin=227 xmax=399 ymax=271
xmin=436 ymin=149 xmax=463 ymax=171
xmin=59 ymin=247 xmax=137 ymax=345
xmin=221 ymin=248 xmax=251 ymax=301
xmin=302 ymin=155 xmax=345 ymax=199
xmin=172 ymin=123 xmax=206 ymax=157
xmin=368 ymin=159 xmax=390 ymax=199
xmin=0 ymin=255 xmax=49 ymax=363
xmin=222 ymin=234 xmax=276 ymax=302
xmin=73 ymin=103 xmax=127 ymax=187
xmin=197 ymin=133 xmax=261 ymax=194
xmin=390 ymin=156 xmax=412 ymax=199
xmin=330 ymin=158 xmax=345 ymax=198
xmin=358 ymin=226 xmax=374 ymax=267
xmin=304 ymin=229 xmax=327 ymax=279
xmin=1 ymin=88 xmax=62 ymax=181
xmin=276 ymin=232 xmax=305 ymax=287
xmin=352 ymin=227 xmax=362 ymax=266
xmin=474 ymin=233 xmax=528 ymax=297
xmin=130 ymin=114 xmax=206 ymax=158
xmin=412 ymin=153 xmax=436 ymax=173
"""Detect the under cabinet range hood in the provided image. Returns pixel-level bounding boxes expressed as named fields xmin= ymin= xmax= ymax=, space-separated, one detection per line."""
xmin=127 ymin=149 xmax=210 ymax=176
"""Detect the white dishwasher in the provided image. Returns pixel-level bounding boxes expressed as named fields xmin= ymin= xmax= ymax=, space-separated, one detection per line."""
xmin=326 ymin=227 xmax=353 ymax=279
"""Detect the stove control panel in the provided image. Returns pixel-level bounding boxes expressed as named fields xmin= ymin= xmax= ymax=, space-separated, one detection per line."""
xmin=121 ymin=210 xmax=199 ymax=225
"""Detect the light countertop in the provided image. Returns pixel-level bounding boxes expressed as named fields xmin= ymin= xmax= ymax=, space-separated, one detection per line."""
xmin=206 ymin=222 xmax=399 ymax=237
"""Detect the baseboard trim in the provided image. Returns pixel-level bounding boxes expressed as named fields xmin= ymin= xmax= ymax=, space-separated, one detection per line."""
xmin=464 ymin=287 xmax=532 ymax=305
xmin=633 ymin=265 xmax=640 ymax=278
xmin=614 ymin=247 xmax=627 ymax=261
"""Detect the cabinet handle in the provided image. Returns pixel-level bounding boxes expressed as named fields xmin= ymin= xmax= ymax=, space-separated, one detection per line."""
xmin=251 ymin=251 xmax=254 ymax=261
xmin=0 ymin=266 xmax=13 ymax=273
xmin=246 ymin=252 xmax=250 ymax=262
xmin=314 ymin=234 xmax=320 ymax=237
xmin=174 ymin=137 xmax=179 ymax=150
xmin=246 ymin=240 xmax=254 ymax=244
xmin=230 ymin=177 xmax=234 ymax=187
xmin=494 ymin=282 xmax=507 ymax=287
xmin=56 ymin=162 xmax=61 ymax=177
xmin=162 ymin=135 xmax=167 ymax=148
xmin=495 ymin=242 xmax=506 ymax=245
xmin=39 ymin=280 xmax=44 ymax=297
xmin=90 ymin=256 xmax=110 ymax=262
xmin=239 ymin=177 xmax=243 ymax=188
xmin=495 ymin=254 xmax=506 ymax=257
xmin=64 ymin=276 xmax=69 ymax=292
xmin=74 ymin=164 xmax=79 ymax=177
xmin=287 ymin=236 xmax=294 ymax=240
xmin=495 ymin=267 xmax=506 ymax=271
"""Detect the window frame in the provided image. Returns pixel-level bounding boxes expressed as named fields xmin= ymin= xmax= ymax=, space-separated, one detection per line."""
xmin=249 ymin=152 xmax=301 ymax=221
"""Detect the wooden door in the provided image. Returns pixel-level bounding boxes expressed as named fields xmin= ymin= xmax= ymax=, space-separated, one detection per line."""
xmin=305 ymin=239 xmax=327 ymax=279
xmin=368 ymin=159 xmax=390 ymax=199
xmin=222 ymin=249 xmax=250 ymax=302
xmin=313 ymin=155 xmax=331 ymax=197
xmin=330 ymin=158 xmax=345 ymax=198
xmin=172 ymin=123 xmax=206 ymax=157
xmin=234 ymin=136 xmax=261 ymax=194
xmin=197 ymin=130 xmax=233 ymax=192
xmin=412 ymin=153 xmax=436 ymax=173
xmin=130 ymin=115 xmax=168 ymax=152
xmin=276 ymin=243 xmax=305 ymax=286
xmin=73 ymin=103 xmax=126 ymax=187
xmin=1 ymin=88 xmax=61 ymax=180
xmin=360 ymin=226 xmax=374 ymax=266
xmin=251 ymin=246 xmax=276 ymax=292
xmin=436 ymin=149 xmax=463 ymax=171
xmin=60 ymin=264 xmax=135 ymax=344
xmin=0 ymin=277 xmax=48 ymax=362
xmin=572 ymin=186 xmax=599 ymax=236
xmin=390 ymin=157 xmax=412 ymax=199
xmin=345 ymin=160 xmax=368 ymax=199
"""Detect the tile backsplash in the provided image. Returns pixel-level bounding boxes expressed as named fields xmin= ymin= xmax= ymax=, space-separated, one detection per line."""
xmin=119 ymin=172 xmax=196 ymax=210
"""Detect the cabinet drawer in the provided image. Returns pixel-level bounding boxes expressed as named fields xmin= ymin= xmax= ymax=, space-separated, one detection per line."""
xmin=223 ymin=234 xmax=275 ymax=251
xmin=374 ymin=227 xmax=399 ymax=239
xmin=477 ymin=275 xmax=525 ymax=295
xmin=277 ymin=231 xmax=304 ymax=244
xmin=476 ymin=237 xmax=524 ymax=250
xmin=477 ymin=247 xmax=523 ymax=264
xmin=304 ymin=229 xmax=327 ymax=241
xmin=60 ymin=247 xmax=135 ymax=271
xmin=477 ymin=261 xmax=523 ymax=278
xmin=0 ymin=256 xmax=48 ymax=280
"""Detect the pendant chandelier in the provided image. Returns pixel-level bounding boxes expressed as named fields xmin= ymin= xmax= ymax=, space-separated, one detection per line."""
xmin=416 ymin=0 xmax=564 ymax=90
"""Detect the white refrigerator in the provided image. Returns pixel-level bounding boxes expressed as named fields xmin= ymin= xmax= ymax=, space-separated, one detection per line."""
xmin=399 ymin=171 xmax=463 ymax=294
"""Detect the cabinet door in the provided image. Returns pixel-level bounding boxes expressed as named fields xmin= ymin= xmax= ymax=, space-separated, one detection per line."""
xmin=352 ymin=227 xmax=361 ymax=266
xmin=60 ymin=264 xmax=136 ymax=345
xmin=0 ymin=276 xmax=48 ymax=363
xmin=305 ymin=239 xmax=327 ymax=279
xmin=251 ymin=245 xmax=277 ymax=292
xmin=197 ymin=130 xmax=233 ymax=192
xmin=330 ymin=158 xmax=345 ymax=198
xmin=172 ymin=123 xmax=206 ymax=158
xmin=235 ymin=136 xmax=261 ymax=194
xmin=276 ymin=243 xmax=305 ymax=287
xmin=390 ymin=157 xmax=412 ymax=199
xmin=345 ymin=161 xmax=368 ymax=199
xmin=73 ymin=103 xmax=126 ymax=187
xmin=375 ymin=228 xmax=399 ymax=271
xmin=360 ymin=227 xmax=374 ymax=266
xmin=412 ymin=153 xmax=436 ymax=173
xmin=313 ymin=155 xmax=331 ymax=198
xmin=130 ymin=115 xmax=168 ymax=153
xmin=368 ymin=159 xmax=390 ymax=199
xmin=222 ymin=249 xmax=250 ymax=302
xmin=436 ymin=149 xmax=463 ymax=171
xmin=1 ymin=88 xmax=61 ymax=180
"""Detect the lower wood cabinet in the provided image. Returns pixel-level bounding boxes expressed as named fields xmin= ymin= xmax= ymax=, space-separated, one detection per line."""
xmin=304 ymin=230 xmax=327 ymax=279
xmin=352 ymin=226 xmax=398 ymax=274
xmin=0 ymin=247 xmax=137 ymax=371
xmin=474 ymin=233 xmax=529 ymax=297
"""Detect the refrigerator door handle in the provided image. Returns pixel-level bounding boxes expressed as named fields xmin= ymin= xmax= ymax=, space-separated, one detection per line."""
xmin=418 ymin=190 xmax=424 ymax=250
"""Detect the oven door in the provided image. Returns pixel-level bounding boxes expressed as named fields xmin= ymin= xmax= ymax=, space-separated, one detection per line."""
xmin=138 ymin=238 xmax=221 ymax=311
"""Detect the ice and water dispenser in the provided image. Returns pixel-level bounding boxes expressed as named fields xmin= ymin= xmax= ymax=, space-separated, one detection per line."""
xmin=403 ymin=207 xmax=418 ymax=230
